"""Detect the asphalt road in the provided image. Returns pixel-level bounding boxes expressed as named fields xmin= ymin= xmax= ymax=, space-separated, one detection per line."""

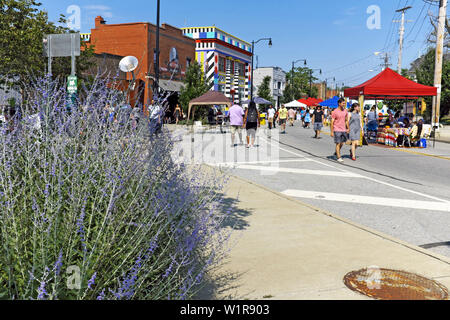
xmin=171 ymin=121 xmax=450 ymax=258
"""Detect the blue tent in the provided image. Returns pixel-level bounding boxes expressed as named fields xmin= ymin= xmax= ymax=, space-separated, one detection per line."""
xmin=319 ymin=96 xmax=352 ymax=109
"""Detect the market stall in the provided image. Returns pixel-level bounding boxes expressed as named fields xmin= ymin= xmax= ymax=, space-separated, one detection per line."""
xmin=344 ymin=68 xmax=437 ymax=147
xmin=187 ymin=91 xmax=232 ymax=121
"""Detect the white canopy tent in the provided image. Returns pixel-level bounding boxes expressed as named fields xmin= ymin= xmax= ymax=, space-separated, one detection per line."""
xmin=284 ymin=100 xmax=307 ymax=108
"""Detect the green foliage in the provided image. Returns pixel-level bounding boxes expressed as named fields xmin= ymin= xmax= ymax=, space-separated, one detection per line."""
xmin=415 ymin=47 xmax=450 ymax=119
xmin=256 ymin=76 xmax=274 ymax=106
xmin=282 ymin=67 xmax=318 ymax=103
xmin=0 ymin=77 xmax=229 ymax=300
xmin=179 ymin=61 xmax=212 ymax=120
xmin=0 ymin=0 xmax=95 ymax=91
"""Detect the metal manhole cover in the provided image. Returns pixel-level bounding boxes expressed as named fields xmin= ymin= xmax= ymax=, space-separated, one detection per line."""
xmin=343 ymin=267 xmax=449 ymax=300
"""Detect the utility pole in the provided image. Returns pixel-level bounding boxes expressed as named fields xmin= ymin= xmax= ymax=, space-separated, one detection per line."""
xmin=432 ymin=0 xmax=448 ymax=130
xmin=383 ymin=53 xmax=391 ymax=70
xmin=394 ymin=6 xmax=413 ymax=73
xmin=291 ymin=59 xmax=307 ymax=101
xmin=374 ymin=52 xmax=391 ymax=70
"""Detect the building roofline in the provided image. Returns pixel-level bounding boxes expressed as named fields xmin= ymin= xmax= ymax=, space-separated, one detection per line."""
xmin=181 ymin=26 xmax=251 ymax=46
xmin=255 ymin=67 xmax=287 ymax=72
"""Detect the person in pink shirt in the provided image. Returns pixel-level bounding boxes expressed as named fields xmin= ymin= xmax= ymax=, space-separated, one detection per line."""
xmin=229 ymin=103 xmax=245 ymax=147
xmin=288 ymin=108 xmax=296 ymax=126
xmin=330 ymin=98 xmax=349 ymax=163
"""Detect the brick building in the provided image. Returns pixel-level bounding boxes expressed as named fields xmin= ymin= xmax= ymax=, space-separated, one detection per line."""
xmin=83 ymin=16 xmax=196 ymax=114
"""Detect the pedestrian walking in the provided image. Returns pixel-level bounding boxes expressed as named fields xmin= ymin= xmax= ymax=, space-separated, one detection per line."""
xmin=267 ymin=105 xmax=275 ymax=130
xmin=365 ymin=106 xmax=378 ymax=139
xmin=278 ymin=104 xmax=288 ymax=134
xmin=330 ymin=98 xmax=349 ymax=163
xmin=229 ymin=102 xmax=245 ymax=147
xmin=300 ymin=108 xmax=306 ymax=127
xmin=312 ymin=105 xmax=324 ymax=138
xmin=243 ymin=101 xmax=260 ymax=148
xmin=274 ymin=108 xmax=278 ymax=129
xmin=347 ymin=103 xmax=363 ymax=161
xmin=288 ymin=108 xmax=296 ymax=126
xmin=173 ymin=104 xmax=183 ymax=124
xmin=304 ymin=108 xmax=311 ymax=128
xmin=149 ymin=100 xmax=163 ymax=136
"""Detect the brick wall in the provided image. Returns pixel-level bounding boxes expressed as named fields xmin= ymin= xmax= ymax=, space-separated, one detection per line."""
xmin=88 ymin=16 xmax=195 ymax=112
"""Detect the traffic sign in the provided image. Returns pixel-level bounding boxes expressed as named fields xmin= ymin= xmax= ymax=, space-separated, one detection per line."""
xmin=68 ymin=75 xmax=77 ymax=93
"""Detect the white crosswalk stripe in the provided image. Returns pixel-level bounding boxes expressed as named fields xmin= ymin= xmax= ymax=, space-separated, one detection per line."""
xmin=221 ymin=164 xmax=364 ymax=178
xmin=281 ymin=190 xmax=450 ymax=212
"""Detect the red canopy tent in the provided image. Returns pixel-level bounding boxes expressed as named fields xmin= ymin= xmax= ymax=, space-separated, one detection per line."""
xmin=344 ymin=68 xmax=437 ymax=99
xmin=297 ymin=98 xmax=323 ymax=107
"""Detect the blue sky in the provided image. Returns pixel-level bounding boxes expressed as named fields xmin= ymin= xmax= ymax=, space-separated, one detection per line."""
xmin=40 ymin=0 xmax=446 ymax=87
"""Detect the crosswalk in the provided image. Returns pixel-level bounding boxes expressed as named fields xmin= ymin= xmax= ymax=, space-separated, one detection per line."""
xmin=200 ymin=130 xmax=450 ymax=213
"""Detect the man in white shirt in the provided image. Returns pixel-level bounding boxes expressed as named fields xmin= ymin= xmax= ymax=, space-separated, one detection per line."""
xmin=267 ymin=105 xmax=276 ymax=130
xmin=149 ymin=100 xmax=163 ymax=135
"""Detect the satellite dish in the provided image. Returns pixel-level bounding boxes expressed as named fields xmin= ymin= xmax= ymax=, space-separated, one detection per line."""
xmin=119 ymin=56 xmax=139 ymax=73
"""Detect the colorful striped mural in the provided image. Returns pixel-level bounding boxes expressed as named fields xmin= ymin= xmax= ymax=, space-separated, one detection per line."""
xmin=182 ymin=26 xmax=252 ymax=103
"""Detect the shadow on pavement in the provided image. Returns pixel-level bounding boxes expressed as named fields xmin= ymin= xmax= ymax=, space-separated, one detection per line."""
xmin=193 ymin=262 xmax=256 ymax=300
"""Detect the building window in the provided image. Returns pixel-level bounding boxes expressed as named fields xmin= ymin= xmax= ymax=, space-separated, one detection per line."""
xmin=187 ymin=57 xmax=191 ymax=68
xmin=226 ymin=59 xmax=231 ymax=71
xmin=219 ymin=57 xmax=225 ymax=72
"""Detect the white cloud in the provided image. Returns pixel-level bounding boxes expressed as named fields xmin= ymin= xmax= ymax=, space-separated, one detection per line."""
xmin=83 ymin=5 xmax=112 ymax=11
xmin=345 ymin=7 xmax=358 ymax=16
xmin=82 ymin=4 xmax=114 ymax=19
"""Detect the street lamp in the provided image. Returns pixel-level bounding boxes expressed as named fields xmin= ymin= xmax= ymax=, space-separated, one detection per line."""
xmin=323 ymin=77 xmax=335 ymax=99
xmin=309 ymin=68 xmax=322 ymax=97
xmin=291 ymin=59 xmax=307 ymax=100
xmin=250 ymin=37 xmax=272 ymax=102
xmin=153 ymin=0 xmax=161 ymax=102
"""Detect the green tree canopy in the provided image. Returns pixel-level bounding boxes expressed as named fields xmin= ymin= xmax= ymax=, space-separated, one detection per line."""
xmin=256 ymin=75 xmax=274 ymax=106
xmin=282 ymin=67 xmax=318 ymax=103
xmin=0 ymin=0 xmax=94 ymax=92
xmin=415 ymin=47 xmax=450 ymax=119
xmin=179 ymin=61 xmax=212 ymax=119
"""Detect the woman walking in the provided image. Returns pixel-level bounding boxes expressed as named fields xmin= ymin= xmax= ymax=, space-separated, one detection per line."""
xmin=304 ymin=108 xmax=311 ymax=128
xmin=173 ymin=104 xmax=183 ymax=124
xmin=242 ymin=101 xmax=260 ymax=148
xmin=347 ymin=103 xmax=363 ymax=161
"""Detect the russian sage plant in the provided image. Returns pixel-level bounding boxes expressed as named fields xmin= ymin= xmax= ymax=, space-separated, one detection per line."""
xmin=0 ymin=76 xmax=230 ymax=300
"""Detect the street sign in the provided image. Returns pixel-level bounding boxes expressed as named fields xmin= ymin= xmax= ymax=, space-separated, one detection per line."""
xmin=68 ymin=75 xmax=77 ymax=93
xmin=43 ymin=33 xmax=80 ymax=57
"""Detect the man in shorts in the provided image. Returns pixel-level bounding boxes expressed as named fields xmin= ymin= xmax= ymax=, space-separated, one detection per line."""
xmin=278 ymin=104 xmax=288 ymax=134
xmin=312 ymin=105 xmax=324 ymax=139
xmin=267 ymin=105 xmax=275 ymax=130
xmin=229 ymin=102 xmax=245 ymax=147
xmin=330 ymin=98 xmax=349 ymax=163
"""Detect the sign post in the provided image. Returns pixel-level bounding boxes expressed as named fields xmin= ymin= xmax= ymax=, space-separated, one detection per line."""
xmin=67 ymin=75 xmax=78 ymax=111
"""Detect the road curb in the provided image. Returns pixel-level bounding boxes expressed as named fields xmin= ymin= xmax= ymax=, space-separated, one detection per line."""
xmin=227 ymin=173 xmax=450 ymax=266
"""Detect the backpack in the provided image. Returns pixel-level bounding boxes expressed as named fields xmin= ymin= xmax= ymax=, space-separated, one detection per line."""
xmin=247 ymin=108 xmax=258 ymax=123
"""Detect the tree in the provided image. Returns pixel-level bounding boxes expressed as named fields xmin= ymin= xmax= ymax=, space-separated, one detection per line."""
xmin=414 ymin=47 xmax=450 ymax=119
xmin=282 ymin=67 xmax=318 ymax=103
xmin=179 ymin=61 xmax=212 ymax=120
xmin=257 ymin=76 xmax=274 ymax=107
xmin=0 ymin=0 xmax=95 ymax=92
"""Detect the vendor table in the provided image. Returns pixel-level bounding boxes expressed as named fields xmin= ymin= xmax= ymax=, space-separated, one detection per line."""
xmin=376 ymin=127 xmax=410 ymax=147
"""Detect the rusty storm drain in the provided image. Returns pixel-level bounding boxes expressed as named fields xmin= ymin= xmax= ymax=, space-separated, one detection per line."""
xmin=343 ymin=267 xmax=449 ymax=300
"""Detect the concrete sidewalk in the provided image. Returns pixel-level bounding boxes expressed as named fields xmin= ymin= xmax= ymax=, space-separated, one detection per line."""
xmin=201 ymin=174 xmax=450 ymax=300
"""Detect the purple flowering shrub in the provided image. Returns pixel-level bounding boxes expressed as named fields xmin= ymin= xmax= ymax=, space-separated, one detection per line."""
xmin=0 ymin=76 xmax=230 ymax=300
